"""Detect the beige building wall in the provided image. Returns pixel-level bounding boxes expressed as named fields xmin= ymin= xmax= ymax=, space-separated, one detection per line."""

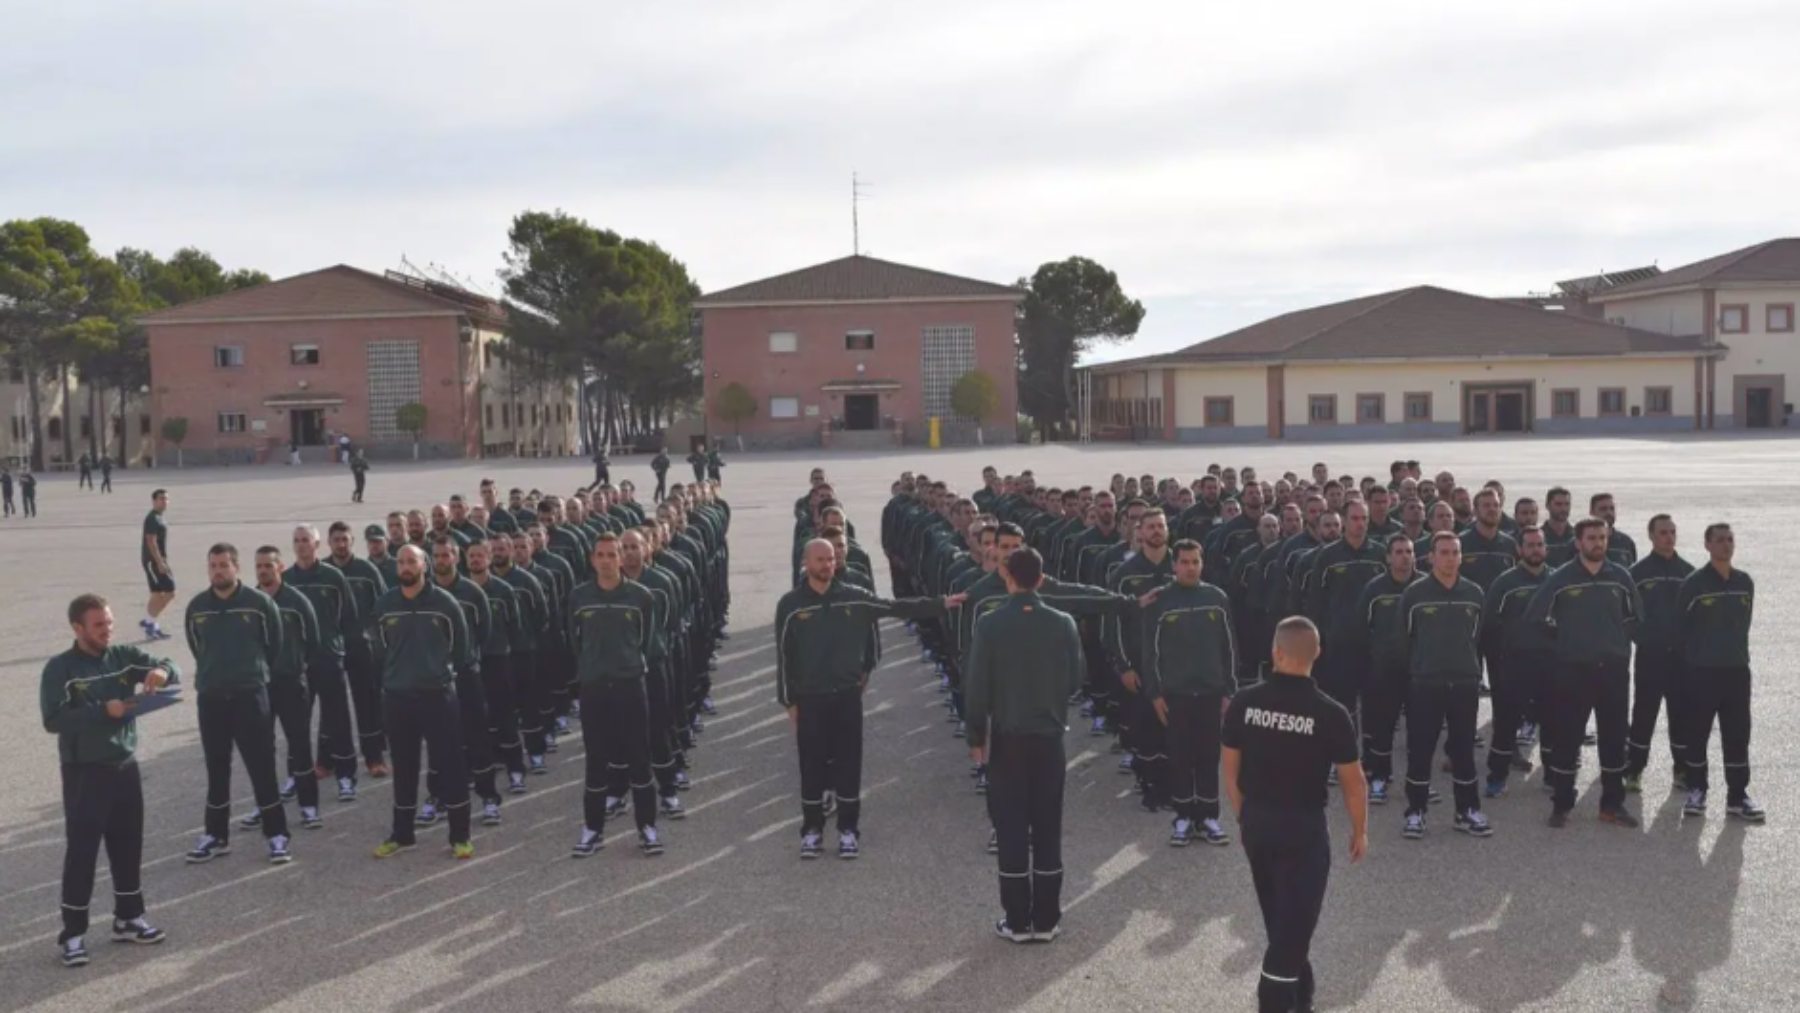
xmin=1 ymin=372 xmax=152 ymax=468
xmin=1702 ymin=286 xmax=1800 ymax=423
xmin=1280 ymin=357 xmax=1696 ymax=428
xmin=474 ymin=329 xmax=581 ymax=455
xmin=1172 ymin=365 xmax=1269 ymax=428
xmin=1602 ymin=291 xmax=1705 ymax=336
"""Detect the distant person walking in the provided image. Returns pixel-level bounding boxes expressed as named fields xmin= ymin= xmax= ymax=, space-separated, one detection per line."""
xmin=141 ymin=489 xmax=176 ymax=641
xmin=350 ymin=451 xmax=369 ymax=504
xmin=706 ymin=444 xmax=724 ymax=484
xmin=593 ymin=446 xmax=611 ymax=489
xmin=687 ymin=446 xmax=707 ymax=485
xmin=78 ymin=453 xmax=93 ymax=490
xmin=2 ymin=467 xmax=14 ymax=516
xmin=20 ymin=470 xmax=37 ymax=517
xmin=650 ymin=448 xmax=670 ymax=501
xmin=99 ymin=456 xmax=113 ymax=493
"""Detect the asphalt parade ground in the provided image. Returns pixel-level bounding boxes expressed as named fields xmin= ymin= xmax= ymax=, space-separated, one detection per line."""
xmin=0 ymin=434 xmax=1793 ymax=1012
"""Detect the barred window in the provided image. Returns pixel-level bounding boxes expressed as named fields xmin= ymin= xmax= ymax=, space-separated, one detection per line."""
xmin=921 ymin=325 xmax=975 ymax=418
xmin=366 ymin=340 xmax=422 ymax=442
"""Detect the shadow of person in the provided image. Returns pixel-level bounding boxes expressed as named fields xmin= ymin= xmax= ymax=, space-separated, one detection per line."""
xmin=1626 ymin=808 xmax=1746 ymax=1011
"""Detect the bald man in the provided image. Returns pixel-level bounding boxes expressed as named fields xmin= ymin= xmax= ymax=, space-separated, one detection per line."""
xmin=774 ymin=539 xmax=964 ymax=860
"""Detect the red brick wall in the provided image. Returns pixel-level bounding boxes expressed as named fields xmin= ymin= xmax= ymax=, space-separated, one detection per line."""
xmin=147 ymin=315 xmax=480 ymax=462
xmin=699 ymin=299 xmax=1018 ymax=445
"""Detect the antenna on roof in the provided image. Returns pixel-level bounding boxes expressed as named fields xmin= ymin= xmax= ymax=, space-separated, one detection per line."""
xmin=852 ymin=171 xmax=871 ymax=256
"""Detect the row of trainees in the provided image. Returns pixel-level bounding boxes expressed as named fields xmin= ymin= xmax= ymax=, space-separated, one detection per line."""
xmin=873 ymin=467 xmax=1760 ymax=839
xmin=40 ymin=482 xmax=729 ymax=969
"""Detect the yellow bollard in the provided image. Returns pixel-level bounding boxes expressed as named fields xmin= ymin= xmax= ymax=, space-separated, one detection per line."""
xmin=929 ymin=416 xmax=941 ymax=449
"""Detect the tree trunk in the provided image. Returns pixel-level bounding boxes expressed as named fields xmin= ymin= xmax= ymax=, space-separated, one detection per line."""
xmin=87 ymin=383 xmax=101 ymax=461
xmin=25 ymin=352 xmax=45 ymax=471
xmin=412 ymin=436 xmax=420 ymax=461
xmin=59 ymin=364 xmax=73 ymax=464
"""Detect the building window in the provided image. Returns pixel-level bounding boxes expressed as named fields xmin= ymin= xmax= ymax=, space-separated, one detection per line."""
xmin=1404 ymin=391 xmax=1432 ymax=421
xmin=501 ymin=403 xmax=510 ymax=426
xmin=217 ymin=412 xmax=247 ymax=433
xmin=1719 ymin=304 xmax=1748 ymax=334
xmin=531 ymin=405 xmax=539 ymax=426
xmin=365 ymin=340 xmax=423 ymax=442
xmin=214 ymin=345 xmax=245 ymax=368
xmin=1768 ymin=304 xmax=1795 ymax=333
xmin=1551 ymin=388 xmax=1579 ymax=418
xmin=1307 ymin=395 xmax=1337 ymax=424
xmin=79 ymin=415 xmax=92 ymax=439
xmin=1203 ymin=397 xmax=1233 ymax=426
xmin=11 ymin=418 xmax=23 ymax=440
xmin=770 ymin=396 xmax=800 ymax=419
xmin=47 ymin=417 xmax=62 ymax=440
xmin=1598 ymin=387 xmax=1626 ymax=416
xmin=1645 ymin=387 xmax=1673 ymax=415
xmin=290 ymin=344 xmax=321 ymax=366
xmin=921 ymin=325 xmax=977 ymax=419
xmin=485 ymin=404 xmax=494 ymax=429
xmin=845 ymin=330 xmax=875 ymax=351
xmin=769 ymin=331 xmax=798 ymax=354
xmin=1356 ymin=393 xmax=1385 ymax=423
xmin=139 ymin=414 xmax=151 ymax=436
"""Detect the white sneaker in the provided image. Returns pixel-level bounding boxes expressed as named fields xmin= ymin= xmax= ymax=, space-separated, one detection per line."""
xmin=571 ymin=827 xmax=603 ymax=857
xmin=481 ymin=801 xmax=502 ymax=826
xmin=659 ymin=795 xmax=686 ymax=819
xmin=299 ymin=806 xmax=322 ymax=830
xmin=268 ymin=834 xmax=293 ymax=864
xmin=1198 ymin=818 xmax=1230 ymax=846
xmin=508 ymin=771 xmax=527 ymax=794
xmin=1169 ymin=818 xmax=1193 ymax=847
xmin=639 ymin=826 xmax=665 ymax=856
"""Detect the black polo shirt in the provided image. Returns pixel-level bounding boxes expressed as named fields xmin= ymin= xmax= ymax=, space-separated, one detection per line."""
xmin=1223 ymin=672 xmax=1358 ymax=810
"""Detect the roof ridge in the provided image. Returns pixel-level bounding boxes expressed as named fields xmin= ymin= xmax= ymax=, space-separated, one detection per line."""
xmin=136 ymin=263 xmax=346 ymax=320
xmin=1282 ymin=287 xmax=1421 ymax=356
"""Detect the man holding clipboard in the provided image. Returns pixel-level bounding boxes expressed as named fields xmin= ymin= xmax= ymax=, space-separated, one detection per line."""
xmin=40 ymin=593 xmax=183 ymax=969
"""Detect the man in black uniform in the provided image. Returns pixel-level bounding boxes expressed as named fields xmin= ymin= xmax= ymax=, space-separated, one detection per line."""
xmin=651 ymin=447 xmax=670 ymax=501
xmin=1679 ymin=523 xmax=1763 ymax=822
xmin=1352 ymin=535 xmax=1418 ymax=806
xmin=1 ymin=466 xmax=13 ymax=516
xmin=776 ymin=539 xmax=960 ymax=859
xmin=327 ymin=522 xmax=388 ymax=775
xmin=42 ymin=594 xmax=179 ymax=968
xmin=1398 ymin=533 xmax=1490 ymax=840
xmin=21 ymin=469 xmax=38 ymax=517
xmin=287 ymin=525 xmax=360 ymax=802
xmin=966 ymin=547 xmax=1082 ymax=943
xmin=1141 ymin=538 xmax=1237 ymax=847
xmin=249 ymin=546 xmax=324 ymax=832
xmin=1624 ymin=514 xmax=1693 ymax=794
xmin=1482 ymin=526 xmax=1550 ymax=797
xmin=99 ymin=455 xmax=112 ymax=493
xmin=141 ymin=489 xmax=176 ymax=641
xmin=1223 ymin=616 xmax=1366 ymax=1013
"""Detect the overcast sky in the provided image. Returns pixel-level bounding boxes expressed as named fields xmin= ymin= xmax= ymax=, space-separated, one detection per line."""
xmin=8 ymin=0 xmax=1799 ymax=362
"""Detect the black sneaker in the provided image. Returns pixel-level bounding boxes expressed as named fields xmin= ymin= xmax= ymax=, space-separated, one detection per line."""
xmin=1453 ymin=809 xmax=1493 ymax=838
xmin=639 ymin=826 xmax=665 ymax=857
xmin=1727 ymin=796 xmax=1767 ymax=823
xmin=238 ymin=809 xmax=264 ymax=830
xmin=268 ymin=834 xmax=293 ymax=864
xmin=800 ymin=831 xmax=823 ymax=860
xmin=673 ymin=771 xmax=692 ymax=792
xmin=838 ymin=830 xmax=860 ymax=860
xmin=994 ymin=918 xmax=1032 ymax=944
xmin=571 ymin=827 xmax=603 ymax=858
xmin=299 ymin=806 xmax=323 ymax=830
xmin=60 ymin=937 xmax=89 ymax=968
xmin=185 ymin=835 xmax=230 ymax=863
xmin=111 ymin=917 xmax=166 ymax=945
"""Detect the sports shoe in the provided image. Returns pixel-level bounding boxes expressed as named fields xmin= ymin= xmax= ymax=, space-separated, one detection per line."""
xmin=1117 ymin=755 xmax=1136 ymax=776
xmin=112 ymin=917 xmax=166 ymax=945
xmin=1032 ymin=923 xmax=1061 ymax=943
xmin=61 ymin=936 xmax=89 ymax=967
xmin=1622 ymin=773 xmax=1643 ymax=794
xmin=1402 ymin=811 xmax=1425 ymax=839
xmin=974 ymin=771 xmax=989 ymax=795
xmin=278 ymin=777 xmax=297 ymax=801
xmin=373 ymin=839 xmax=414 ymax=859
xmin=1685 ymin=787 xmax=1708 ymax=818
xmin=528 ymin=755 xmax=548 ymax=776
xmin=1198 ymin=818 xmax=1230 ymax=846
xmin=1368 ymin=778 xmax=1389 ymax=805
xmin=691 ymin=718 xmax=705 ymax=735
xmin=337 ymin=778 xmax=357 ymax=803
xmin=1548 ymin=809 xmax=1570 ymax=828
xmin=639 ymin=826 xmax=665 ymax=857
xmin=366 ymin=761 xmax=391 ymax=779
xmin=415 ymin=800 xmax=441 ymax=826
xmin=1483 ymin=777 xmax=1507 ymax=799
xmin=481 ymin=801 xmax=502 ymax=826
xmin=673 ymin=771 xmax=692 ymax=792
xmin=571 ymin=827 xmax=604 ymax=857
xmin=1727 ymin=796 xmax=1766 ymax=823
xmin=451 ymin=841 xmax=475 ymax=860
xmin=838 ymin=830 xmax=861 ymax=860
xmin=1454 ymin=809 xmax=1493 ymax=837
xmin=1169 ymin=818 xmax=1193 ymax=848
xmin=239 ymin=809 xmax=264 ymax=829
xmin=986 ymin=828 xmax=999 ymax=855
xmin=185 ymin=834 xmax=229 ymax=863
xmin=603 ymin=796 xmax=625 ymax=818
xmin=508 ymin=771 xmax=527 ymax=795
xmin=299 ymin=806 xmax=323 ymax=830
xmin=1090 ymin=716 xmax=1107 ymax=736
xmin=701 ymin=696 xmax=717 ymax=715
xmin=268 ymin=834 xmax=293 ymax=864
xmin=149 ymin=625 xmax=172 ymax=641
xmin=800 ymin=831 xmax=824 ymax=859
xmin=1516 ymin=721 xmax=1538 ymax=745
xmin=994 ymin=918 xmax=1032 ymax=944
xmin=660 ymin=795 xmax=686 ymax=819
xmin=544 ymin=731 xmax=559 ymax=754
xmin=567 ymin=700 xmax=581 ymax=721
xmin=555 ymin=716 xmax=571 ymax=735
xmin=1598 ymin=808 xmax=1640 ymax=829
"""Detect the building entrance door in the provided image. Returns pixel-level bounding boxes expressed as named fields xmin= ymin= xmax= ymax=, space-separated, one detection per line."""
xmin=1745 ymin=387 xmax=1773 ymax=428
xmin=1464 ymin=383 xmax=1532 ymax=434
xmin=1467 ymin=392 xmax=1491 ymax=433
xmin=1494 ymin=391 xmax=1526 ymax=432
xmin=290 ymin=409 xmax=325 ymax=446
xmin=844 ymin=394 xmax=878 ymax=431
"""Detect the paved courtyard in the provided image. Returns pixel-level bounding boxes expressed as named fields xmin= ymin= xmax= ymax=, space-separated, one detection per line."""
xmin=0 ymin=435 xmax=1793 ymax=1012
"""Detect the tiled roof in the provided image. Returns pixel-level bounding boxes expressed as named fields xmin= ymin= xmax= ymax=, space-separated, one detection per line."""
xmin=1101 ymin=285 xmax=1710 ymax=369
xmin=138 ymin=265 xmax=506 ymax=326
xmin=1600 ymin=238 xmax=1800 ymax=297
xmin=696 ymin=255 xmax=1020 ymax=306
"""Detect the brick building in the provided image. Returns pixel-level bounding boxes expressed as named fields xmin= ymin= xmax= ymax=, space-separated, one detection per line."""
xmin=140 ymin=265 xmax=578 ymax=465
xmin=694 ymin=255 xmax=1021 ymax=449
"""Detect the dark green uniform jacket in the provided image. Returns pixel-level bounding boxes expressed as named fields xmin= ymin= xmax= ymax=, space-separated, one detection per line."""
xmin=41 ymin=644 xmax=183 ymax=765
xmin=1481 ymin=564 xmax=1550 ymax=658
xmin=1679 ymin=565 xmax=1753 ymax=668
xmin=1140 ymin=580 xmax=1236 ymax=697
xmin=1458 ymin=527 xmax=1520 ymax=590
xmin=1352 ymin=572 xmax=1417 ymax=676
xmin=964 ymin=591 xmax=1082 ymax=747
xmin=470 ymin=572 xmax=521 ymax=657
xmin=329 ymin=552 xmax=387 ymax=644
xmin=185 ymin=583 xmax=282 ymax=695
xmin=1522 ymin=559 xmax=1643 ymax=665
xmin=775 ymin=581 xmax=944 ymax=706
xmin=370 ymin=584 xmax=472 ymax=691
xmin=267 ymin=582 xmax=320 ymax=686
xmin=1400 ymin=574 xmax=1485 ymax=686
xmin=567 ymin=578 xmax=657 ymax=684
xmin=1630 ymin=551 xmax=1695 ymax=653
xmin=285 ymin=559 xmax=356 ymax=660
xmin=1306 ymin=536 xmax=1388 ymax=649
xmin=1106 ymin=549 xmax=1175 ymax=675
